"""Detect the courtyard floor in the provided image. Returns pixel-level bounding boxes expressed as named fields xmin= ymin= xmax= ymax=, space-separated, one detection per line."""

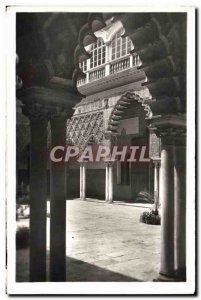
xmin=16 ymin=199 xmax=161 ymax=282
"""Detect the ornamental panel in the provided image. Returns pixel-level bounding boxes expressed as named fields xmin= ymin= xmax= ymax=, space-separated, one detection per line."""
xmin=66 ymin=111 xmax=104 ymax=149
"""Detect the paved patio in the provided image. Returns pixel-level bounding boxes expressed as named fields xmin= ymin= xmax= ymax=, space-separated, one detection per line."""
xmin=16 ymin=199 xmax=161 ymax=282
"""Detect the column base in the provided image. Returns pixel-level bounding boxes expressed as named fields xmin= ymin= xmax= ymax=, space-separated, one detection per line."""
xmin=80 ymin=197 xmax=86 ymax=201
xmin=105 ymin=199 xmax=113 ymax=204
xmin=174 ymin=269 xmax=186 ymax=282
xmin=153 ymin=270 xmax=186 ymax=282
xmin=153 ymin=273 xmax=176 ymax=282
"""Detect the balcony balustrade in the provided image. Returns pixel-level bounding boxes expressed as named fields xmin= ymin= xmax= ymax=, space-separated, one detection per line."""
xmin=89 ymin=67 xmax=105 ymax=82
xmin=77 ymin=54 xmax=140 ymax=86
xmin=110 ymin=57 xmax=130 ymax=74
xmin=133 ymin=53 xmax=141 ymax=67
xmin=77 ymin=77 xmax=86 ymax=87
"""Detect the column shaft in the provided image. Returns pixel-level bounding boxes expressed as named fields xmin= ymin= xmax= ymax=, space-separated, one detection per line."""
xmin=108 ymin=164 xmax=113 ymax=203
xmin=154 ymin=162 xmax=160 ymax=210
xmin=50 ymin=116 xmax=66 ymax=281
xmin=159 ymin=143 xmax=175 ymax=278
xmin=105 ymin=163 xmax=109 ymax=201
xmin=80 ymin=164 xmax=83 ymax=198
xmin=158 ymin=165 xmax=161 ymax=206
xmin=30 ymin=118 xmax=47 ymax=282
xmin=82 ymin=163 xmax=86 ymax=200
xmin=174 ymin=145 xmax=186 ymax=280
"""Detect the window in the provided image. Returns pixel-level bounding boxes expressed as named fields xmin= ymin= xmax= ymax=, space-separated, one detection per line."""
xmin=79 ymin=60 xmax=87 ymax=72
xmin=111 ymin=29 xmax=132 ymax=61
xmin=78 ymin=28 xmax=135 ymax=78
xmin=90 ymin=38 xmax=106 ymax=69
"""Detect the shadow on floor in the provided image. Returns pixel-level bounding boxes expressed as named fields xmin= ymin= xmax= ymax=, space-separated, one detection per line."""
xmin=66 ymin=256 xmax=141 ymax=282
xmin=16 ymin=249 xmax=141 ymax=282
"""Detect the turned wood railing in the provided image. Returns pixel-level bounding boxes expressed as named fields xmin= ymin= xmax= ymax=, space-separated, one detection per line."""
xmin=77 ymin=54 xmax=140 ymax=86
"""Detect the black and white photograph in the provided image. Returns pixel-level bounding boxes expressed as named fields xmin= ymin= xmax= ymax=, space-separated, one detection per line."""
xmin=5 ymin=4 xmax=195 ymax=295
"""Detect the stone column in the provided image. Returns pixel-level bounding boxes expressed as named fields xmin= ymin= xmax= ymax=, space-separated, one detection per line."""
xmin=80 ymin=163 xmax=83 ymax=199
xmin=80 ymin=162 xmax=86 ymax=200
xmin=105 ymin=161 xmax=114 ymax=203
xmin=108 ymin=162 xmax=113 ymax=203
xmin=174 ymin=137 xmax=186 ymax=280
xmin=29 ymin=115 xmax=47 ymax=282
xmin=105 ymin=163 xmax=109 ymax=201
xmin=148 ymin=116 xmax=186 ymax=282
xmin=82 ymin=162 xmax=86 ymax=200
xmin=159 ymin=137 xmax=175 ymax=279
xmin=153 ymin=159 xmax=160 ymax=211
xmin=49 ymin=115 xmax=67 ymax=282
xmin=103 ymin=132 xmax=113 ymax=203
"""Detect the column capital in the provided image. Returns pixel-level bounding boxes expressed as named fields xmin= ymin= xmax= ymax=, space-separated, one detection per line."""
xmin=18 ymin=85 xmax=78 ymax=124
xmin=104 ymin=131 xmax=118 ymax=140
xmin=49 ymin=111 xmax=68 ymax=129
xmin=24 ymin=103 xmax=49 ymax=124
xmin=104 ymin=131 xmax=112 ymax=140
xmin=159 ymin=133 xmax=186 ymax=147
xmin=79 ymin=161 xmax=87 ymax=166
xmin=149 ymin=114 xmax=186 ymax=146
xmin=104 ymin=159 xmax=115 ymax=167
xmin=152 ymin=157 xmax=161 ymax=166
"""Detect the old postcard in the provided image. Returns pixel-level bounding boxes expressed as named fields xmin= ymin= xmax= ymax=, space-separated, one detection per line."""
xmin=5 ymin=5 xmax=195 ymax=295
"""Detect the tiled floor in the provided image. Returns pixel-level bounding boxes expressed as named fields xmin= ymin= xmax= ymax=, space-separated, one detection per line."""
xmin=16 ymin=199 xmax=161 ymax=282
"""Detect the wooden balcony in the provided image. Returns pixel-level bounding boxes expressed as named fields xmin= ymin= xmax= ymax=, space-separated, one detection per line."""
xmin=77 ymin=54 xmax=141 ymax=88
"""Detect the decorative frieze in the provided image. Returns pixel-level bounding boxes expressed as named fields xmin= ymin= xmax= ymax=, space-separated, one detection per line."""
xmin=74 ymin=99 xmax=104 ymax=114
